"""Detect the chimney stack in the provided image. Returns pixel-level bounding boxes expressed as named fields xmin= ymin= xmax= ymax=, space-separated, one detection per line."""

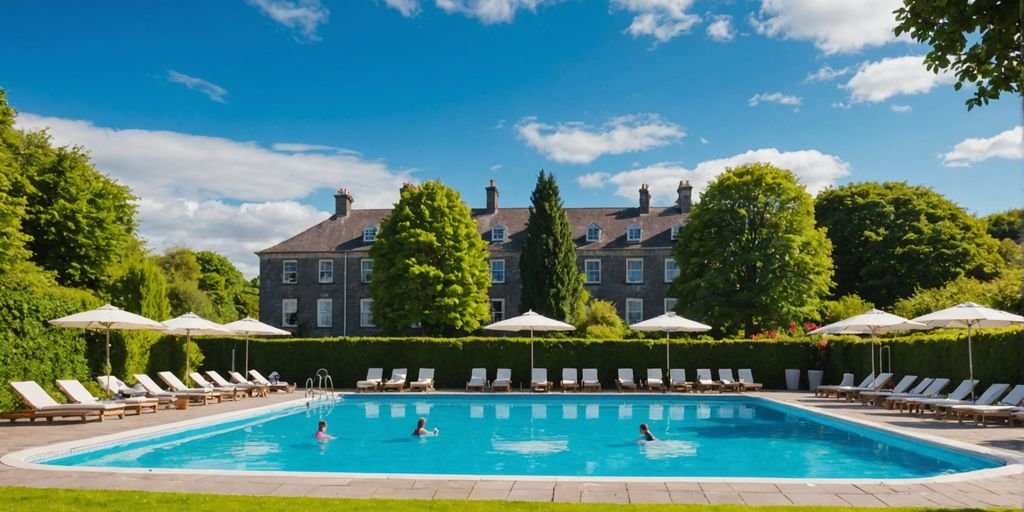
xmin=334 ymin=188 xmax=353 ymax=218
xmin=486 ymin=179 xmax=499 ymax=213
xmin=638 ymin=184 xmax=651 ymax=215
xmin=677 ymin=180 xmax=692 ymax=213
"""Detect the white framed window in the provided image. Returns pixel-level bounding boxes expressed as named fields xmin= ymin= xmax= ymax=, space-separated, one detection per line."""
xmin=626 ymin=298 xmax=643 ymax=325
xmin=627 ymin=223 xmax=642 ymax=242
xmin=664 ymin=258 xmax=680 ymax=283
xmin=316 ymin=299 xmax=332 ymax=328
xmin=670 ymin=222 xmax=682 ymax=240
xmin=282 ymin=299 xmax=298 ymax=327
xmin=490 ymin=259 xmax=506 ymax=283
xmin=363 ymin=225 xmax=377 ymax=243
xmin=318 ymin=259 xmax=334 ymax=283
xmin=490 ymin=299 xmax=505 ymax=322
xmin=491 ymin=224 xmax=506 ymax=242
xmin=586 ymin=223 xmax=602 ymax=242
xmin=626 ymin=258 xmax=644 ymax=283
xmin=664 ymin=298 xmax=678 ymax=314
xmin=282 ymin=260 xmax=298 ymax=284
xmin=584 ymin=259 xmax=601 ymax=284
xmin=360 ymin=299 xmax=374 ymax=327
xmin=360 ymin=258 xmax=374 ymax=283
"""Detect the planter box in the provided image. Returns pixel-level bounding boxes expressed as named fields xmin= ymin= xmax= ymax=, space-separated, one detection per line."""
xmin=807 ymin=370 xmax=824 ymax=392
xmin=785 ymin=369 xmax=801 ymax=390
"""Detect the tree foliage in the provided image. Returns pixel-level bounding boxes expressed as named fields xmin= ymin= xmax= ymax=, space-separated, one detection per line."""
xmin=894 ymin=0 xmax=1021 ymax=110
xmin=893 ymin=268 xmax=1024 ymax=318
xmin=815 ymin=182 xmax=1004 ymax=308
xmin=156 ymin=247 xmax=256 ymax=322
xmin=572 ymin=290 xmax=627 ymax=339
xmin=820 ymin=294 xmax=874 ymax=324
xmin=369 ymin=181 xmax=491 ymax=335
xmin=519 ymin=171 xmax=585 ymax=323
xmin=671 ymin=163 xmax=834 ymax=335
xmin=983 ymin=208 xmax=1023 ymax=242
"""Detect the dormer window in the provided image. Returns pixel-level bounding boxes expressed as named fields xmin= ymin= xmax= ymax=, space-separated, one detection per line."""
xmin=627 ymin=223 xmax=642 ymax=243
xmin=586 ymin=223 xmax=602 ymax=243
xmin=670 ymin=222 xmax=682 ymax=240
xmin=491 ymin=224 xmax=506 ymax=242
xmin=363 ymin=225 xmax=377 ymax=243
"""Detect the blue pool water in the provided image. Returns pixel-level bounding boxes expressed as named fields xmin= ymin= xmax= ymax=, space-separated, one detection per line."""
xmin=43 ymin=395 xmax=1001 ymax=478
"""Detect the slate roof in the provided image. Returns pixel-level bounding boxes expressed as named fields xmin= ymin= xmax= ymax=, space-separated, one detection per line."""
xmin=258 ymin=206 xmax=687 ymax=255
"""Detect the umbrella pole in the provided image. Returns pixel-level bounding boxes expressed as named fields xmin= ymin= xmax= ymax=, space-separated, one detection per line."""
xmin=870 ymin=335 xmax=876 ymax=380
xmin=666 ymin=331 xmax=671 ymax=376
xmin=530 ymin=329 xmax=534 ymax=373
xmin=105 ymin=328 xmax=112 ymax=398
xmin=185 ymin=332 xmax=191 ymax=387
xmin=245 ymin=336 xmax=250 ymax=375
xmin=967 ymin=323 xmax=975 ymax=403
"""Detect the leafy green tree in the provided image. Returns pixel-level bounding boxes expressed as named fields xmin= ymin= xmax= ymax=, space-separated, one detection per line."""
xmin=816 ymin=182 xmax=1004 ymax=308
xmin=196 ymin=250 xmax=257 ymax=319
xmin=894 ymin=268 xmax=1024 ymax=317
xmin=670 ymin=163 xmax=834 ymax=336
xmin=369 ymin=181 xmax=491 ymax=335
xmin=519 ymin=171 xmax=585 ymax=323
xmin=573 ymin=291 xmax=627 ymax=339
xmin=820 ymin=294 xmax=874 ymax=324
xmin=894 ymin=0 xmax=1020 ymax=110
xmin=983 ymin=208 xmax=1023 ymax=242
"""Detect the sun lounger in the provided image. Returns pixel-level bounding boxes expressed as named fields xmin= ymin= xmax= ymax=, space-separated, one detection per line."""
xmin=382 ymin=368 xmax=407 ymax=392
xmin=901 ymin=379 xmax=978 ymax=413
xmin=886 ymin=378 xmax=950 ymax=409
xmin=695 ymin=369 xmax=722 ymax=393
xmin=135 ymin=374 xmax=217 ymax=406
xmin=717 ymin=369 xmax=743 ymax=392
xmin=95 ymin=375 xmax=147 ymax=397
xmin=560 ymin=368 xmax=578 ymax=392
xmin=615 ymin=368 xmax=638 ymax=392
xmin=836 ymin=373 xmax=893 ymax=400
xmin=158 ymin=371 xmax=230 ymax=402
xmin=531 ymin=368 xmax=552 ymax=392
xmin=206 ymin=370 xmax=268 ymax=397
xmin=188 ymin=372 xmax=247 ymax=400
xmin=815 ymin=373 xmax=856 ymax=397
xmin=1011 ymin=410 xmax=1024 ymax=427
xmin=919 ymin=383 xmax=1009 ymax=418
xmin=249 ymin=369 xmax=296 ymax=393
xmin=410 ymin=368 xmax=435 ymax=391
xmin=355 ymin=368 xmax=384 ymax=392
xmin=644 ymin=369 xmax=665 ymax=391
xmin=737 ymin=369 xmax=763 ymax=391
xmin=952 ymin=384 xmax=1024 ymax=425
xmin=57 ymin=379 xmax=159 ymax=415
xmin=581 ymin=368 xmax=601 ymax=392
xmin=1 ymin=381 xmax=125 ymax=423
xmin=852 ymin=375 xmax=916 ymax=403
xmin=861 ymin=377 xmax=932 ymax=406
xmin=669 ymin=369 xmax=691 ymax=392
xmin=492 ymin=368 xmax=512 ymax=392
xmin=466 ymin=368 xmax=488 ymax=391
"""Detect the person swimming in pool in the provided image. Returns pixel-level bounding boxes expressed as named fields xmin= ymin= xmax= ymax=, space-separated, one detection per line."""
xmin=314 ymin=420 xmax=334 ymax=440
xmin=412 ymin=417 xmax=439 ymax=437
xmin=638 ymin=423 xmax=656 ymax=442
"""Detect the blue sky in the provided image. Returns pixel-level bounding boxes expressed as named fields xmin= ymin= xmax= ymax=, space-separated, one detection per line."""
xmin=1 ymin=0 xmax=1020 ymax=275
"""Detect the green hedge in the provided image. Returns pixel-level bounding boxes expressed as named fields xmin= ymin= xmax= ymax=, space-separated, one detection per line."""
xmin=196 ymin=330 xmax=1023 ymax=391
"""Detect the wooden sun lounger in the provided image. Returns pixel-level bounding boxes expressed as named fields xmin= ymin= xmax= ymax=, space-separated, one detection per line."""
xmin=3 ymin=381 xmax=125 ymax=423
xmin=491 ymin=369 xmax=512 ymax=392
xmin=57 ymin=379 xmax=159 ymax=415
xmin=669 ymin=369 xmax=691 ymax=392
xmin=581 ymin=368 xmax=601 ymax=392
xmin=615 ymin=369 xmax=638 ymax=392
xmin=249 ymin=370 xmax=296 ymax=393
xmin=466 ymin=368 xmax=488 ymax=391
xmin=357 ymin=368 xmax=384 ymax=392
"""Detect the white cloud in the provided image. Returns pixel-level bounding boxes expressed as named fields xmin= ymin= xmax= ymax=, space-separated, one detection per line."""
xmin=612 ymin=0 xmax=701 ymax=43
xmin=831 ymin=101 xmax=851 ymax=110
xmin=890 ymin=104 xmax=912 ymax=113
xmin=705 ymin=15 xmax=735 ymax=42
xmin=845 ymin=55 xmax=955 ymax=103
xmin=748 ymin=92 xmax=802 ymax=107
xmin=247 ymin=0 xmax=329 ymax=41
xmin=166 ymin=70 xmax=227 ymax=103
xmin=490 ymin=164 xmax=503 ymax=172
xmin=383 ymin=0 xmax=421 ymax=17
xmin=581 ymin=148 xmax=850 ymax=202
xmin=804 ymin=65 xmax=851 ymax=83
xmin=270 ymin=142 xmax=362 ymax=155
xmin=942 ymin=126 xmax=1023 ymax=168
xmin=699 ymin=136 xmax=709 ymax=144
xmin=493 ymin=119 xmax=506 ymax=129
xmin=516 ymin=114 xmax=684 ymax=164
xmin=751 ymin=0 xmax=905 ymax=54
xmin=15 ymin=113 xmax=412 ymax=276
xmin=434 ymin=0 xmax=551 ymax=24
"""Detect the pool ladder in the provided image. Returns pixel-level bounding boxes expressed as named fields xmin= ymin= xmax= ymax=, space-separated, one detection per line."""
xmin=304 ymin=368 xmax=337 ymax=401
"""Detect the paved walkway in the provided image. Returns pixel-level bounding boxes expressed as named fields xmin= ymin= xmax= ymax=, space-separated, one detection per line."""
xmin=0 ymin=391 xmax=1021 ymax=508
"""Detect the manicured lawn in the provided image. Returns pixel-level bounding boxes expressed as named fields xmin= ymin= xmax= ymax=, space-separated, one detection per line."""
xmin=0 ymin=487 xmax=997 ymax=512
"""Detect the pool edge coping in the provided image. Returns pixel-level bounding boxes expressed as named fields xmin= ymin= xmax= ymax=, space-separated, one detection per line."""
xmin=3 ymin=392 xmax=1022 ymax=486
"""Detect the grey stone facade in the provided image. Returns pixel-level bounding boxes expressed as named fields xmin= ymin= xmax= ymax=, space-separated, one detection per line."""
xmin=258 ymin=181 xmax=691 ymax=336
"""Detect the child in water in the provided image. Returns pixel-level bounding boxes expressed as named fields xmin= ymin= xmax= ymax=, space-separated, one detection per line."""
xmin=314 ymin=420 xmax=334 ymax=440
xmin=638 ymin=423 xmax=656 ymax=442
xmin=412 ymin=417 xmax=439 ymax=437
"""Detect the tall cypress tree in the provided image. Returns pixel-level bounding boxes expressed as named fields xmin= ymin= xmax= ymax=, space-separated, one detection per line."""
xmin=519 ymin=170 xmax=584 ymax=322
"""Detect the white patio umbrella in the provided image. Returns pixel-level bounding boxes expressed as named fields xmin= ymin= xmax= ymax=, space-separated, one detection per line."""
xmin=911 ymin=302 xmax=1024 ymax=402
xmin=808 ymin=309 xmax=927 ymax=378
xmin=629 ymin=312 xmax=712 ymax=373
xmin=49 ymin=304 xmax=166 ymax=397
xmin=222 ymin=317 xmax=290 ymax=375
xmin=484 ymin=310 xmax=575 ymax=370
xmin=162 ymin=312 xmax=233 ymax=386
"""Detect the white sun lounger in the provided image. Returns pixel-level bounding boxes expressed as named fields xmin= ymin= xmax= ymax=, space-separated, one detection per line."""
xmin=837 ymin=373 xmax=893 ymax=400
xmin=861 ymin=377 xmax=933 ymax=406
xmin=581 ymin=368 xmax=601 ymax=392
xmin=492 ymin=368 xmax=512 ymax=392
xmin=135 ymin=374 xmax=217 ymax=406
xmin=206 ymin=370 xmax=268 ymax=397
xmin=357 ymin=368 xmax=384 ymax=392
xmin=647 ymin=368 xmax=666 ymax=391
xmin=561 ymin=368 xmax=578 ymax=392
xmin=737 ymin=369 xmax=763 ymax=391
xmin=410 ymin=368 xmax=435 ymax=392
xmin=249 ymin=369 xmax=296 ymax=393
xmin=57 ymin=379 xmax=159 ymax=415
xmin=919 ymin=383 xmax=1009 ymax=418
xmin=159 ymin=371 xmax=231 ymax=402
xmin=669 ymin=369 xmax=691 ymax=392
xmin=815 ymin=373 xmax=857 ymax=397
xmin=95 ymin=375 xmax=147 ymax=397
xmin=696 ymin=369 xmax=721 ymax=393
xmin=886 ymin=378 xmax=951 ymax=409
xmin=1 ymin=381 xmax=124 ymax=422
xmin=952 ymin=384 xmax=1024 ymax=425
xmin=466 ymin=368 xmax=488 ymax=391
xmin=189 ymin=372 xmax=246 ymax=400
xmin=902 ymin=379 xmax=978 ymax=413
xmin=718 ymin=369 xmax=743 ymax=392
xmin=852 ymin=375 xmax=917 ymax=402
xmin=531 ymin=368 xmax=551 ymax=392
xmin=615 ymin=368 xmax=637 ymax=392
xmin=383 ymin=368 xmax=407 ymax=392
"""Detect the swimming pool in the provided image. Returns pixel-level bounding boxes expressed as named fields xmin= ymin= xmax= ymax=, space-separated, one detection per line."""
xmin=39 ymin=394 xmax=1002 ymax=479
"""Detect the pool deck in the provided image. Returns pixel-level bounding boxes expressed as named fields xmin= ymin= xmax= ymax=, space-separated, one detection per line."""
xmin=0 ymin=390 xmax=1021 ymax=508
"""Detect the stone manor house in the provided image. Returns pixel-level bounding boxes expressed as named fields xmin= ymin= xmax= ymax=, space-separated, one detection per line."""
xmin=258 ymin=180 xmax=693 ymax=336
